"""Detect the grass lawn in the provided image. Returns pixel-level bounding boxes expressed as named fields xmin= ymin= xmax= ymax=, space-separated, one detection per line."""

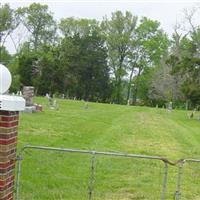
xmin=17 ymin=97 xmax=200 ymax=199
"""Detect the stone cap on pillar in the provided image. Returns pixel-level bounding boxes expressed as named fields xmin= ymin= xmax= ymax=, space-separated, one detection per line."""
xmin=0 ymin=95 xmax=25 ymax=111
xmin=0 ymin=63 xmax=25 ymax=111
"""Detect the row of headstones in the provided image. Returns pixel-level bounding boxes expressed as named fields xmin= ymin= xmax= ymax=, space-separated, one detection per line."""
xmin=14 ymin=88 xmax=200 ymax=118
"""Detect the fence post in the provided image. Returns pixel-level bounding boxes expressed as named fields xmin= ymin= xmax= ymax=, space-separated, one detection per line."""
xmin=15 ymin=154 xmax=23 ymax=200
xmin=88 ymin=151 xmax=96 ymax=200
xmin=161 ymin=162 xmax=168 ymax=200
xmin=174 ymin=161 xmax=184 ymax=200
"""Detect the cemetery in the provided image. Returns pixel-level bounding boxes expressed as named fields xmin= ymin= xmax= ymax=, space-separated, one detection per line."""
xmin=0 ymin=1 xmax=200 ymax=200
xmin=16 ymin=97 xmax=200 ymax=199
xmin=0 ymin=63 xmax=200 ymax=199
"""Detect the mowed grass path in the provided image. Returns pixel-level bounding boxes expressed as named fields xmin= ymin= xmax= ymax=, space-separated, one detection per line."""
xmin=17 ymin=97 xmax=200 ymax=199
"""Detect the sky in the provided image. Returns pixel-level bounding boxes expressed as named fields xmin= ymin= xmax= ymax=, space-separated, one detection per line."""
xmin=1 ymin=0 xmax=200 ymax=54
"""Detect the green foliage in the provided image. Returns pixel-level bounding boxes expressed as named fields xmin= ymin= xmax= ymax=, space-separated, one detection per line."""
xmin=58 ymin=20 xmax=111 ymax=101
xmin=178 ymin=57 xmax=200 ymax=105
xmin=0 ymin=4 xmax=13 ymax=34
xmin=18 ymin=51 xmax=38 ymax=86
xmin=1 ymin=3 xmax=199 ymax=107
xmin=127 ymin=17 xmax=170 ymax=104
xmin=7 ymin=55 xmax=21 ymax=92
xmin=17 ymin=3 xmax=56 ymax=51
xmin=168 ymin=29 xmax=200 ymax=107
xmin=136 ymin=17 xmax=169 ymax=65
xmin=59 ymin=17 xmax=99 ymax=38
xmin=16 ymin=18 xmax=111 ymax=101
xmin=135 ymin=67 xmax=154 ymax=103
xmin=0 ymin=46 xmax=11 ymax=65
xmin=0 ymin=3 xmax=17 ymax=61
xmin=102 ymin=11 xmax=137 ymax=103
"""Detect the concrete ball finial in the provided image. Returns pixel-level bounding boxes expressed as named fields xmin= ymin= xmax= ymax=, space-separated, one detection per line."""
xmin=0 ymin=64 xmax=12 ymax=94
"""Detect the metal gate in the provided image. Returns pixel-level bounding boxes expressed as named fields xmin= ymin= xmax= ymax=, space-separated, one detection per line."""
xmin=15 ymin=145 xmax=200 ymax=200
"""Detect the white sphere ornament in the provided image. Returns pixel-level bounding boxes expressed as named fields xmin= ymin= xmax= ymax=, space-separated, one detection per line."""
xmin=0 ymin=64 xmax=12 ymax=94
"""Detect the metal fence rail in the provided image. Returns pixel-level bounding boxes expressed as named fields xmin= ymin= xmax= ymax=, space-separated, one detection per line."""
xmin=15 ymin=145 xmax=200 ymax=200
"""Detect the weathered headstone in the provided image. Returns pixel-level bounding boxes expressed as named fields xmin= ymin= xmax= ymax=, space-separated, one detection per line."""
xmin=188 ymin=109 xmax=196 ymax=119
xmin=22 ymin=86 xmax=37 ymax=113
xmin=23 ymin=86 xmax=34 ymax=106
xmin=61 ymin=94 xmax=65 ymax=99
xmin=167 ymin=101 xmax=173 ymax=112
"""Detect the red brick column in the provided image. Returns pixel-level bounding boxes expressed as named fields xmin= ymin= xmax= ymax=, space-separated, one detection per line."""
xmin=0 ymin=111 xmax=19 ymax=200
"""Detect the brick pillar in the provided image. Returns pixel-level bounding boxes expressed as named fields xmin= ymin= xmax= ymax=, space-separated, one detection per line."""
xmin=0 ymin=111 xmax=19 ymax=200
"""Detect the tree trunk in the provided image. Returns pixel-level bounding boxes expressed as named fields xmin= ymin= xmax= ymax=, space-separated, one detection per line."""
xmin=116 ymin=77 xmax=121 ymax=104
xmin=133 ymin=67 xmax=142 ymax=103
xmin=116 ymin=55 xmax=125 ymax=104
xmin=126 ymin=65 xmax=135 ymax=102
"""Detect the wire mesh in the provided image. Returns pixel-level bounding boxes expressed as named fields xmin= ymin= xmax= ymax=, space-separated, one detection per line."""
xmin=14 ymin=146 xmax=174 ymax=200
xmin=178 ymin=160 xmax=200 ymax=200
xmin=165 ymin=164 xmax=179 ymax=200
xmin=92 ymin=155 xmax=165 ymax=200
xmin=16 ymin=149 xmax=91 ymax=200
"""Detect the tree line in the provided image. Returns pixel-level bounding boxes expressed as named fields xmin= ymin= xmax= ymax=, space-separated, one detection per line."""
xmin=0 ymin=3 xmax=199 ymax=109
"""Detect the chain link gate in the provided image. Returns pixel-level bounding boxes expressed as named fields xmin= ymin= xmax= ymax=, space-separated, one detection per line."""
xmin=14 ymin=145 xmax=200 ymax=200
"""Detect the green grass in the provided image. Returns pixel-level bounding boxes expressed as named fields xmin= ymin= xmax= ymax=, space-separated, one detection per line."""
xmin=17 ymin=97 xmax=200 ymax=199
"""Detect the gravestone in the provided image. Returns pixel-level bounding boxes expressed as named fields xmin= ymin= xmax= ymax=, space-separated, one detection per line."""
xmin=23 ymin=86 xmax=36 ymax=113
xmin=23 ymin=86 xmax=34 ymax=106
xmin=188 ymin=109 xmax=196 ymax=119
xmin=167 ymin=101 xmax=173 ymax=112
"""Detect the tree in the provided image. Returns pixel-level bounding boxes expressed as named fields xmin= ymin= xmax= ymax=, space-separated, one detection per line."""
xmin=0 ymin=3 xmax=17 ymax=61
xmin=169 ymin=35 xmax=200 ymax=107
xmin=0 ymin=46 xmax=11 ymax=65
xmin=59 ymin=17 xmax=98 ymax=38
xmin=127 ymin=17 xmax=169 ymax=103
xmin=167 ymin=7 xmax=200 ymax=108
xmin=15 ymin=3 xmax=57 ymax=94
xmin=18 ymin=50 xmax=38 ymax=87
xmin=148 ymin=56 xmax=184 ymax=106
xmin=17 ymin=3 xmax=57 ymax=51
xmin=59 ymin=18 xmax=110 ymax=101
xmin=102 ymin=11 xmax=137 ymax=103
xmin=17 ymin=42 xmax=61 ymax=95
xmin=17 ymin=16 xmax=110 ymax=101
